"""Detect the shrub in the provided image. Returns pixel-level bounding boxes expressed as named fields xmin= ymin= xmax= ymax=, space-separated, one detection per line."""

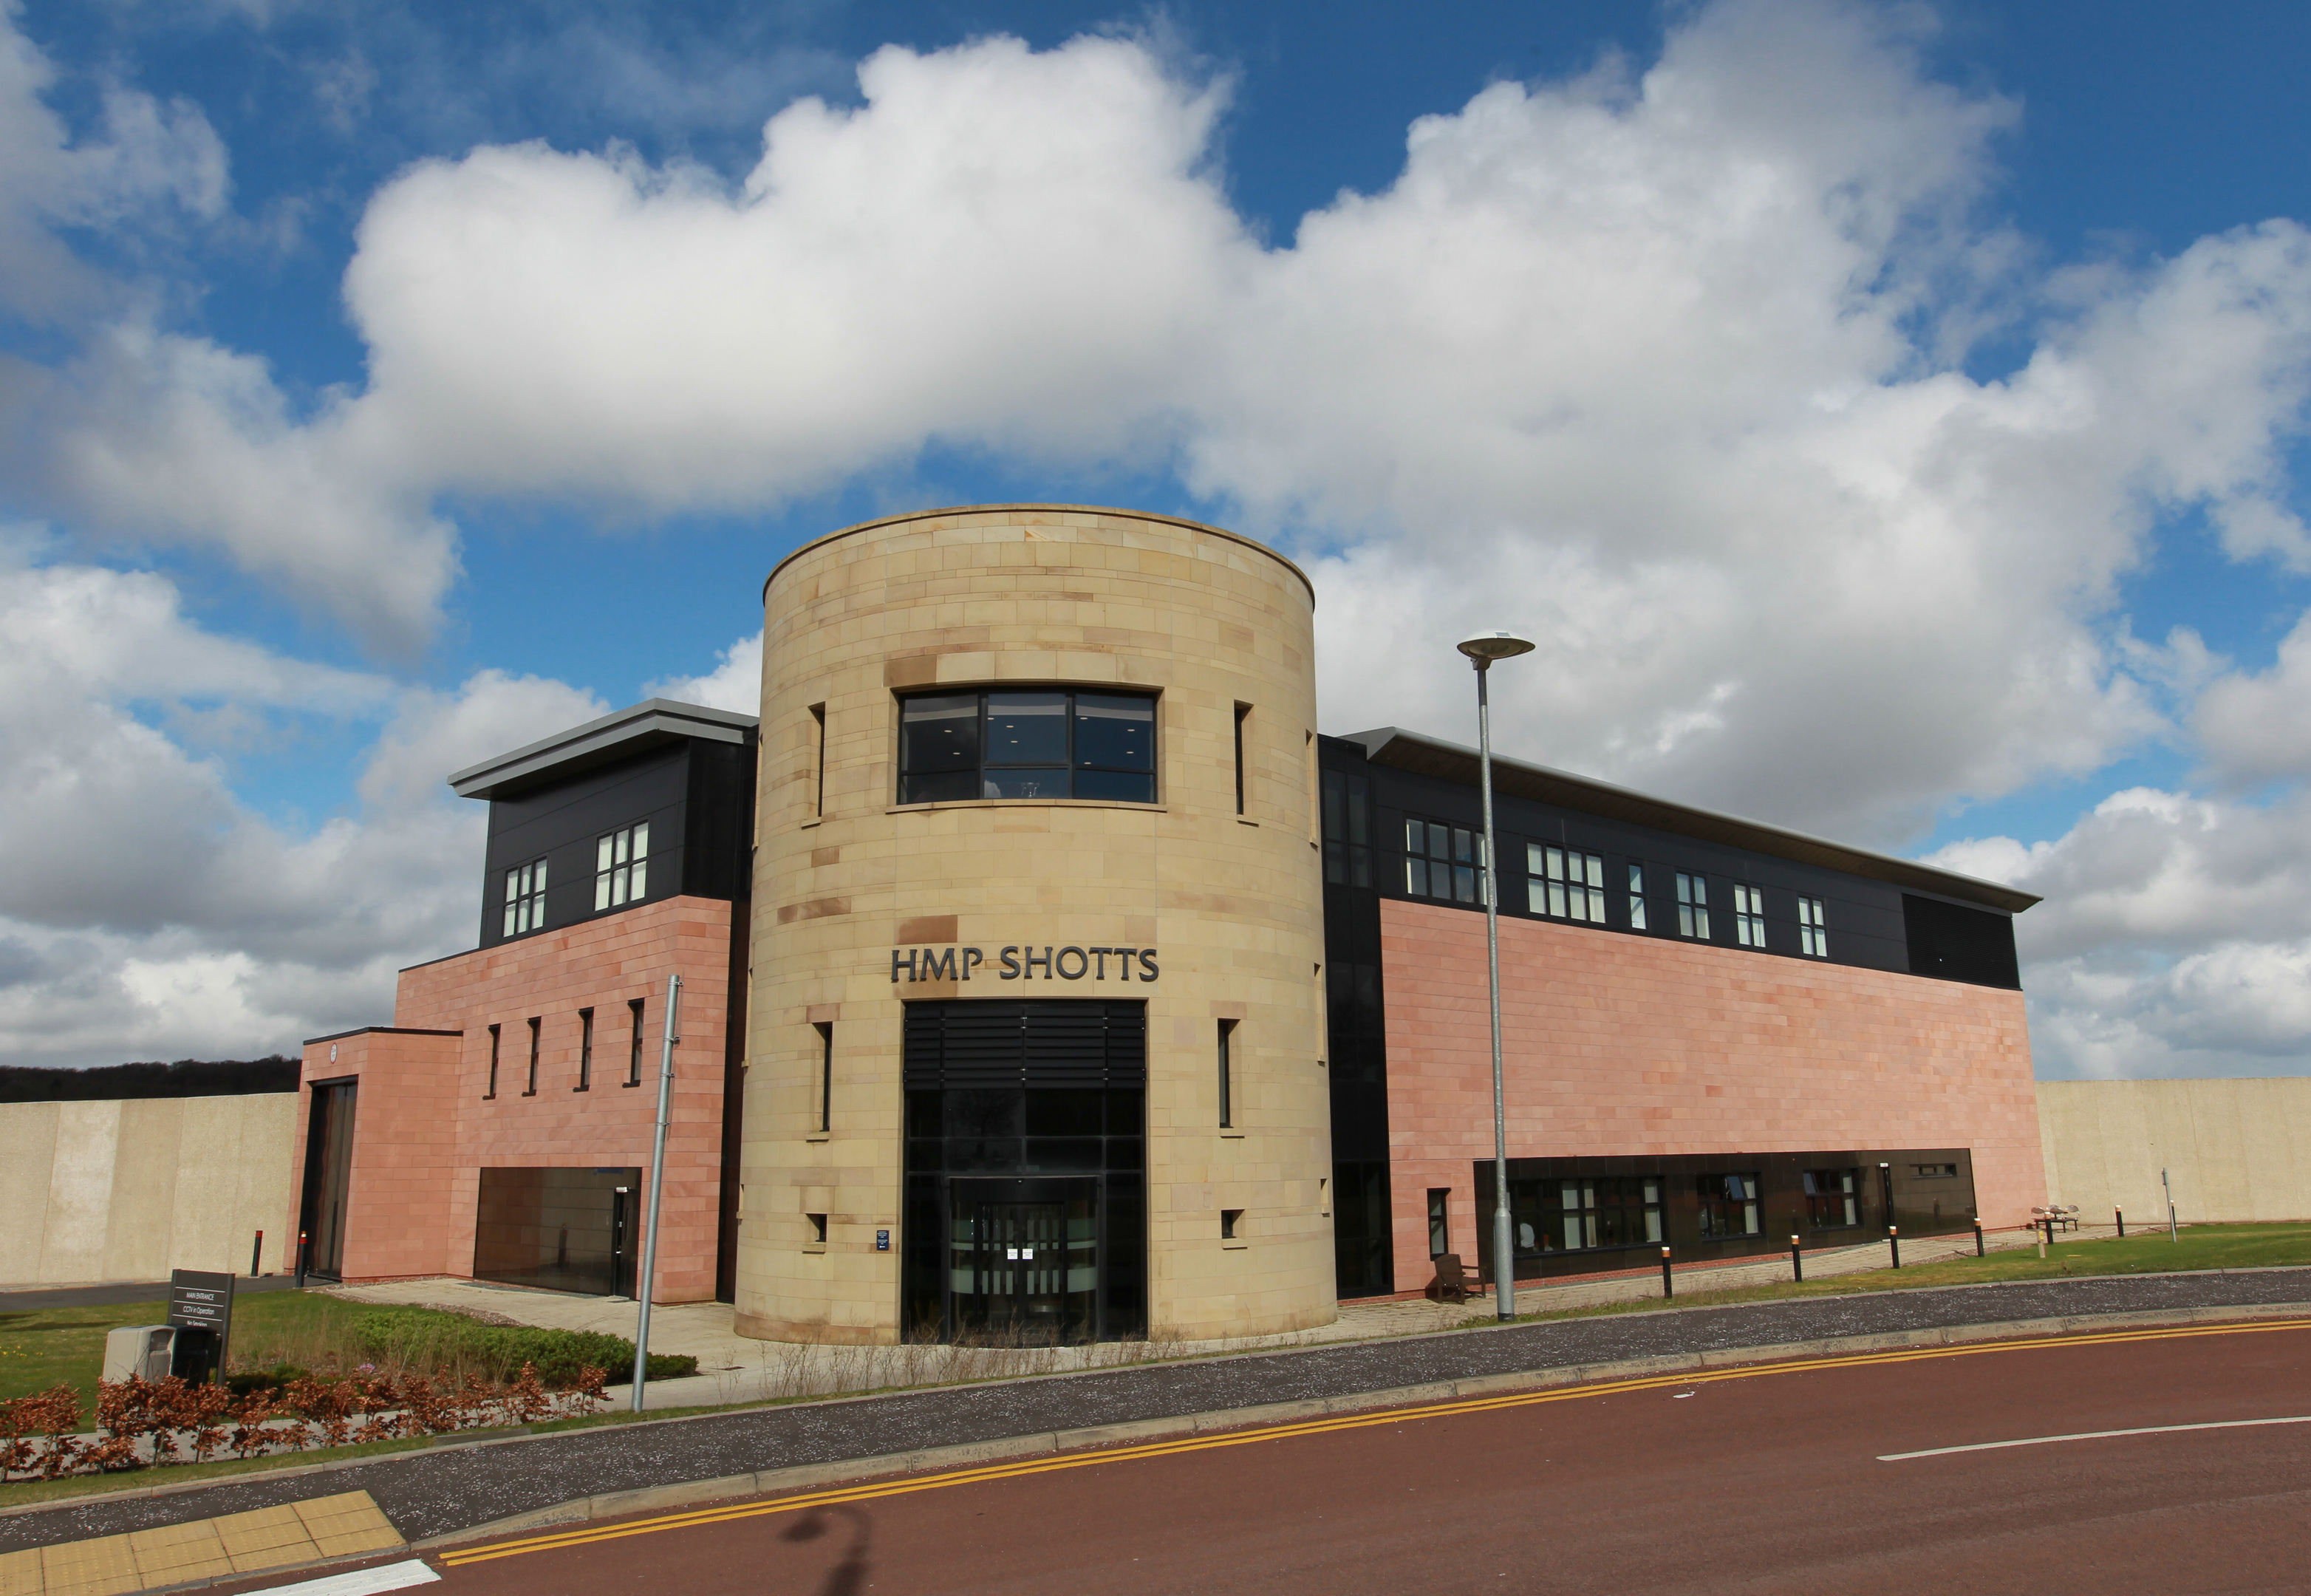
xmin=346 ymin=1309 xmax=696 ymax=1385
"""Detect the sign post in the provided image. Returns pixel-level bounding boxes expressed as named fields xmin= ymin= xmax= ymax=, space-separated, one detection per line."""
xmin=166 ymin=1269 xmax=234 ymax=1384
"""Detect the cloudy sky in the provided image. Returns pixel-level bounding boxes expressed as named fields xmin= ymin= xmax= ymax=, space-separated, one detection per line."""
xmin=1 ymin=0 xmax=2306 ymax=1079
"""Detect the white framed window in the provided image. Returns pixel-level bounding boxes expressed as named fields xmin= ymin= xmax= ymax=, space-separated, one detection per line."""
xmin=1627 ymin=863 xmax=1648 ymax=930
xmin=502 ymin=858 xmax=547 ymax=937
xmin=595 ymin=822 xmax=650 ymax=910
xmin=1675 ymin=872 xmax=1709 ymax=939
xmin=1528 ymin=845 xmax=1606 ymax=923
xmin=1733 ymin=884 xmax=1766 ymax=947
xmin=1798 ymin=896 xmax=1829 ymax=957
xmin=1404 ymin=819 xmax=1487 ymax=904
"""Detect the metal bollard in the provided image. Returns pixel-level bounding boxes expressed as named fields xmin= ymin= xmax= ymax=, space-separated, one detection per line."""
xmin=295 ymin=1230 xmax=309 ymax=1289
xmin=1973 ymin=1220 xmax=1984 ymax=1258
xmin=2115 ymin=1206 xmax=2125 ymax=1238
xmin=2044 ymin=1215 xmax=2056 ymax=1251
xmin=1790 ymin=1234 xmax=1803 ymax=1282
xmin=1888 ymin=1224 xmax=1901 ymax=1269
xmin=250 ymin=1230 xmax=264 ymax=1276
xmin=1660 ymin=1245 xmax=1674 ymax=1299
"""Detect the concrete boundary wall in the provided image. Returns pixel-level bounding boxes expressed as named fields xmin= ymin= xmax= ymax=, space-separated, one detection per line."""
xmin=0 ymin=1094 xmax=298 ymax=1287
xmin=2039 ymin=1077 xmax=2311 ymax=1223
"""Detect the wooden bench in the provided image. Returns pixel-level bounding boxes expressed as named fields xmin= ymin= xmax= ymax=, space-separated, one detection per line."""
xmin=1424 ymin=1252 xmax=1479 ymax=1303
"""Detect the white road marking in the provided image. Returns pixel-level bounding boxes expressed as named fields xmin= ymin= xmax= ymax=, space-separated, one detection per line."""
xmin=1880 ymin=1414 xmax=2311 ymax=1462
xmin=251 ymin=1558 xmax=441 ymax=1594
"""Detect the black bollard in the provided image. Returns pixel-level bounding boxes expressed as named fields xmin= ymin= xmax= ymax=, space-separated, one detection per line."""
xmin=2043 ymin=1215 xmax=2055 ymax=1251
xmin=1790 ymin=1234 xmax=1803 ymax=1282
xmin=1661 ymin=1245 xmax=1674 ymax=1299
xmin=1973 ymin=1220 xmax=1984 ymax=1258
xmin=1888 ymin=1224 xmax=1901 ymax=1269
xmin=295 ymin=1230 xmax=309 ymax=1289
xmin=2116 ymin=1207 xmax=2126 ymax=1238
xmin=250 ymin=1230 xmax=264 ymax=1277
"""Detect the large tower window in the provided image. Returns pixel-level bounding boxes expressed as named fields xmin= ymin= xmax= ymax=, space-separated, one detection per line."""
xmin=897 ymin=690 xmax=1156 ymax=805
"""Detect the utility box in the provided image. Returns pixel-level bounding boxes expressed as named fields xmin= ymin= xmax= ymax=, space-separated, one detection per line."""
xmin=102 ymin=1326 xmax=177 ymax=1383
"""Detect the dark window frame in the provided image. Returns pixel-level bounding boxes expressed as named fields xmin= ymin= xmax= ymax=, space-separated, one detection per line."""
xmin=576 ymin=1008 xmax=593 ymax=1092
xmin=1426 ymin=1188 xmax=1451 ymax=1258
xmin=1696 ymin=1172 xmax=1762 ymax=1239
xmin=1321 ymin=769 xmax=1373 ymax=887
xmin=1403 ymin=816 xmax=1487 ymax=905
xmin=1559 ymin=1175 xmax=1664 ymax=1251
xmin=523 ymin=1017 xmax=540 ymax=1097
xmin=809 ymin=702 xmax=827 ymax=818
xmin=485 ymin=1023 xmax=500 ymax=1099
xmin=813 ymin=1021 xmax=833 ymax=1134
xmin=625 ymin=1000 xmax=645 ymax=1088
xmin=1216 ymin=1019 xmax=1237 ymax=1128
xmin=1232 ymin=703 xmax=1250 ymax=815
xmin=895 ymin=687 xmax=1159 ymax=806
xmin=1803 ymin=1167 xmax=1863 ymax=1230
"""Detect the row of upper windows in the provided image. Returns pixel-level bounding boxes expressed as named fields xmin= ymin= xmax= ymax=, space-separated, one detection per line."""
xmin=499 ymin=819 xmax=653 ymax=941
xmin=481 ymin=1000 xmax=650 ymax=1096
xmin=1396 ymin=814 xmax=1832 ymax=959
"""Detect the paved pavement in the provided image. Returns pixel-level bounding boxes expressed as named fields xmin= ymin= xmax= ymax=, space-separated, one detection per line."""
xmin=403 ymin=1314 xmax=2311 ymax=1596
xmin=4 ymin=1266 xmax=2305 ymax=1555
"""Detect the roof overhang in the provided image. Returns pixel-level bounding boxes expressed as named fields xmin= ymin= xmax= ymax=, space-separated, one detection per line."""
xmin=449 ymin=698 xmax=758 ymax=802
xmin=1343 ymin=728 xmax=2040 ymax=915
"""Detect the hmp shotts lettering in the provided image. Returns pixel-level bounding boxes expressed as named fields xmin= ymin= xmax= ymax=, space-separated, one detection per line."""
xmin=890 ymin=946 xmax=1159 ymax=982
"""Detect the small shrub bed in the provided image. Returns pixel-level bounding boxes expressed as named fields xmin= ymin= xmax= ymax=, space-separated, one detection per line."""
xmin=0 ymin=1363 xmax=609 ymax=1482
xmin=344 ymin=1309 xmax=695 ymax=1385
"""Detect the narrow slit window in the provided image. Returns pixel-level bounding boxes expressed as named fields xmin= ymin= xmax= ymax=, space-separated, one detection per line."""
xmin=1322 ymin=770 xmax=1373 ymax=887
xmin=1676 ymin=873 xmax=1710 ymax=939
xmin=1427 ymin=1189 xmax=1450 ymax=1258
xmin=1217 ymin=1019 xmax=1237 ymax=1128
xmin=806 ymin=1213 xmax=827 ymax=1247
xmin=626 ymin=999 xmax=645 ymax=1086
xmin=594 ymin=822 xmax=651 ymax=910
xmin=1628 ymin=863 xmax=1648 ymax=930
xmin=576 ymin=1008 xmax=593 ymax=1091
xmin=485 ymin=1023 xmax=500 ymax=1099
xmin=809 ymin=703 xmax=827 ymax=818
xmin=1734 ymin=884 xmax=1766 ymax=948
xmin=1233 ymin=703 xmax=1250 ymax=815
xmin=1221 ymin=1208 xmax=1244 ymax=1241
xmin=1798 ymin=896 xmax=1829 ymax=958
xmin=814 ymin=1021 xmax=833 ymax=1134
xmin=524 ymin=1017 xmax=540 ymax=1096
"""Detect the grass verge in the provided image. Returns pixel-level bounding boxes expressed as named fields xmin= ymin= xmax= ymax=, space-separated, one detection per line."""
xmin=1465 ymin=1221 xmax=2311 ymax=1329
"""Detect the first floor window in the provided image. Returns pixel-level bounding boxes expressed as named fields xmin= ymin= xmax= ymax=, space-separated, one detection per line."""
xmin=1217 ymin=1019 xmax=1237 ymax=1128
xmin=595 ymin=822 xmax=650 ymax=910
xmin=897 ymin=688 xmax=1157 ymax=804
xmin=1805 ymin=1167 xmax=1860 ymax=1229
xmin=627 ymin=999 xmax=646 ymax=1086
xmin=1697 ymin=1173 xmax=1761 ymax=1238
xmin=814 ymin=1021 xmax=833 ymax=1133
xmin=1733 ymin=884 xmax=1766 ymax=947
xmin=1627 ymin=863 xmax=1648 ymax=930
xmin=524 ymin=1016 xmax=540 ymax=1095
xmin=485 ymin=1023 xmax=500 ymax=1098
xmin=1529 ymin=845 xmax=1606 ymax=922
xmin=1406 ymin=819 xmax=1486 ymax=904
xmin=502 ymin=858 xmax=547 ymax=937
xmin=1798 ymin=896 xmax=1829 ymax=957
xmin=1427 ymin=1189 xmax=1451 ymax=1258
xmin=576 ymin=1008 xmax=593 ymax=1091
xmin=1561 ymin=1176 xmax=1662 ymax=1249
xmin=1676 ymin=872 xmax=1710 ymax=939
xmin=1322 ymin=770 xmax=1373 ymax=887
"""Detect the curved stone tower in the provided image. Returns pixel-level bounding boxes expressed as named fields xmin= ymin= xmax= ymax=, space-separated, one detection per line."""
xmin=735 ymin=505 xmax=1333 ymax=1344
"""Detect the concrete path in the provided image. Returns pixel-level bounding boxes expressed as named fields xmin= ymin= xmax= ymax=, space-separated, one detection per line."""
xmin=4 ymin=1266 xmax=2304 ymax=1555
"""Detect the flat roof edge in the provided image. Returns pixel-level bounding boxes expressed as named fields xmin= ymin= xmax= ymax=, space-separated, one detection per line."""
xmin=1342 ymin=727 xmax=2041 ymax=915
xmin=449 ymin=698 xmax=759 ymax=800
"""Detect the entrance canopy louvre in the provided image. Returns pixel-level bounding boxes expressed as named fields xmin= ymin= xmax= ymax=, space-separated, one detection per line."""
xmin=902 ymin=1000 xmax=1147 ymax=1090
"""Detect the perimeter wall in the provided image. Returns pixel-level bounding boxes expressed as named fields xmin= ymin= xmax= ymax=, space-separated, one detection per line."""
xmin=0 ymin=1094 xmax=297 ymax=1286
xmin=2038 ymin=1077 xmax=2311 ymax=1224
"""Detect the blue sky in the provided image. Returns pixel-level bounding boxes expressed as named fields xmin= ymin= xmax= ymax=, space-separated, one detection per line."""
xmin=1 ymin=0 xmax=2308 ymax=1077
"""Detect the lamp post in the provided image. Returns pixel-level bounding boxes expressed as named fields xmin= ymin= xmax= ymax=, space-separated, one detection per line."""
xmin=1458 ymin=629 xmax=1536 ymax=1323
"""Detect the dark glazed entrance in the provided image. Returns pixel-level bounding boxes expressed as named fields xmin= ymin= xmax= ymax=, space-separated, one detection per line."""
xmin=298 ymin=1080 xmax=358 ymax=1280
xmin=902 ymin=1000 xmax=1146 ymax=1344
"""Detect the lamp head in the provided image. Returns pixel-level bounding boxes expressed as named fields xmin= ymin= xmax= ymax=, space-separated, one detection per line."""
xmin=1456 ymin=630 xmax=1536 ymax=666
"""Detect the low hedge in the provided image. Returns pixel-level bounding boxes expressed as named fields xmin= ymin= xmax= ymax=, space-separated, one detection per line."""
xmin=347 ymin=1309 xmax=697 ymax=1385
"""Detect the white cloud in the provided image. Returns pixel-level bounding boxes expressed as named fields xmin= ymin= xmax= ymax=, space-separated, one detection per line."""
xmin=646 ymin=630 xmax=760 ymax=715
xmin=2194 ymin=609 xmax=2311 ymax=788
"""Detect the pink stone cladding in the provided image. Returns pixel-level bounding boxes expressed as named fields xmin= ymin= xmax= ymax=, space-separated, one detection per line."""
xmin=291 ymin=896 xmax=733 ymax=1302
xmin=1379 ymin=898 xmax=2044 ymax=1292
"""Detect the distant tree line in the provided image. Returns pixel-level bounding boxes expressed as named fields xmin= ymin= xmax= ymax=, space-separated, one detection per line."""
xmin=0 ymin=1057 xmax=300 ymax=1102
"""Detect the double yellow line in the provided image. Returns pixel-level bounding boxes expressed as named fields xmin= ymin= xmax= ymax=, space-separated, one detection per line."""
xmin=437 ymin=1317 xmax=2311 ymax=1568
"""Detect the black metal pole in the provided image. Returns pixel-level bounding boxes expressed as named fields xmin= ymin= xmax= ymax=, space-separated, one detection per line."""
xmin=1973 ymin=1220 xmax=1984 ymax=1258
xmin=1660 ymin=1246 xmax=1673 ymax=1298
xmin=2116 ymin=1206 xmax=2125 ymax=1238
xmin=2043 ymin=1215 xmax=2055 ymax=1250
xmin=1888 ymin=1224 xmax=1901 ymax=1269
xmin=250 ymin=1230 xmax=263 ymax=1277
xmin=1789 ymin=1235 xmax=1803 ymax=1282
xmin=295 ymin=1231 xmax=308 ymax=1289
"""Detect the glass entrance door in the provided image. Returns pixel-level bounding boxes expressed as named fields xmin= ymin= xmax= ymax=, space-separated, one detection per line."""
xmin=949 ymin=1181 xmax=1098 ymax=1343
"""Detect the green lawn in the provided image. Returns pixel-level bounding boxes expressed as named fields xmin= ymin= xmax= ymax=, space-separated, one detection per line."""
xmin=1473 ymin=1221 xmax=2311 ymax=1327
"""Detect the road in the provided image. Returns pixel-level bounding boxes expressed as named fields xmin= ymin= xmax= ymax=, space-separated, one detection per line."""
xmin=280 ymin=1319 xmax=2311 ymax=1595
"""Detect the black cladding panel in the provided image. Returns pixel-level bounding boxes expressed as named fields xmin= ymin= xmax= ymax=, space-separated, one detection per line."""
xmin=1902 ymin=895 xmax=2021 ymax=989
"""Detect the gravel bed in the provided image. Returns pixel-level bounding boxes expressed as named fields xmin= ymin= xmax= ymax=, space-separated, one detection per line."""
xmin=6 ymin=1267 xmax=2307 ymax=1550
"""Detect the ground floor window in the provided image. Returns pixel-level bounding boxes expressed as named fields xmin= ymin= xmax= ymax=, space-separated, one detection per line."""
xmin=1697 ymin=1173 xmax=1761 ymax=1238
xmin=473 ymin=1166 xmax=639 ymax=1296
xmin=1805 ymin=1167 xmax=1861 ymax=1229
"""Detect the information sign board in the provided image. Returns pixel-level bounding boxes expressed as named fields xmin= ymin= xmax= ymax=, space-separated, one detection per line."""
xmin=167 ymin=1269 xmax=234 ymax=1383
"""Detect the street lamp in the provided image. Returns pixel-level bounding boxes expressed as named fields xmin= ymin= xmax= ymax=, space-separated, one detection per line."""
xmin=1457 ymin=629 xmax=1535 ymax=1322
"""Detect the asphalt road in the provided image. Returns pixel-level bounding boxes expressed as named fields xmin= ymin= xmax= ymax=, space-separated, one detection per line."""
xmin=375 ymin=1319 xmax=2311 ymax=1596
xmin=0 ymin=1278 xmax=304 ymax=1313
xmin=7 ymin=1269 xmax=2311 ymax=1555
